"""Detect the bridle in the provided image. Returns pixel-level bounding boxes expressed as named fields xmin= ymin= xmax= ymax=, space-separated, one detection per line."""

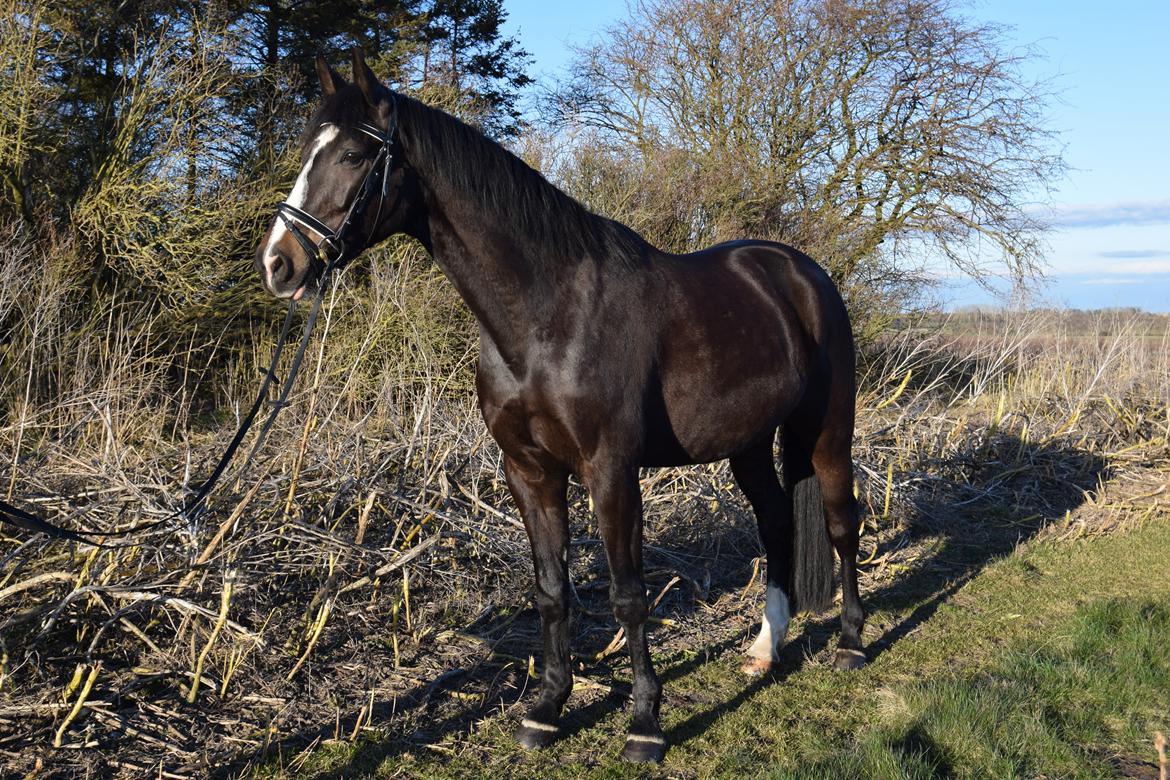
xmin=0 ymin=98 xmax=401 ymax=546
xmin=275 ymin=100 xmax=400 ymax=282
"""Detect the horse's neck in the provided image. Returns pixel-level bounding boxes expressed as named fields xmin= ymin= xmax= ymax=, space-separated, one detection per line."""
xmin=410 ymin=178 xmax=566 ymax=370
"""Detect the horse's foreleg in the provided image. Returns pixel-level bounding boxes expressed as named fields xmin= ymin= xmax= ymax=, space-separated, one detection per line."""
xmin=586 ymin=462 xmax=664 ymax=763
xmin=504 ymin=455 xmax=573 ymax=749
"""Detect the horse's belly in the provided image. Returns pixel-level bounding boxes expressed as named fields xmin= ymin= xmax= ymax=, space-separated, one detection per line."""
xmin=641 ymin=361 xmax=801 ymax=466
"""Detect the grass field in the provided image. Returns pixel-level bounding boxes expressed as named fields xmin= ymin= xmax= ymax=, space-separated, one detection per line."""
xmin=2 ymin=305 xmax=1168 ymax=778
xmin=253 ymin=519 xmax=1170 ymax=779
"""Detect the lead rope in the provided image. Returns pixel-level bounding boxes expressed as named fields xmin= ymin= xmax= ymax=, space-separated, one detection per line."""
xmin=0 ymin=292 xmax=307 ymax=548
xmin=0 ymin=245 xmax=343 ymax=549
xmin=0 ymin=104 xmax=398 ymax=548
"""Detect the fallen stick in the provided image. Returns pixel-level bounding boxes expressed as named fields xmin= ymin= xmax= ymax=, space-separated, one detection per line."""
xmin=337 ymin=534 xmax=439 ymax=595
xmin=101 ymin=589 xmax=264 ymax=646
xmin=0 ymin=571 xmax=74 ymax=605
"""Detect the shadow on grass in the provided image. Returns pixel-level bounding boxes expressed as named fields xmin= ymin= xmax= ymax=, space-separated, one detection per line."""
xmin=222 ymin=425 xmax=1108 ymax=778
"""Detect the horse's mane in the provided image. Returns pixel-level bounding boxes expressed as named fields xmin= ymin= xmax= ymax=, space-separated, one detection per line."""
xmin=309 ymin=88 xmax=649 ymax=272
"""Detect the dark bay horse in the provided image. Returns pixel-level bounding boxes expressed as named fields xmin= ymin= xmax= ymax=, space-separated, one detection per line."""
xmin=254 ymin=51 xmax=865 ymax=763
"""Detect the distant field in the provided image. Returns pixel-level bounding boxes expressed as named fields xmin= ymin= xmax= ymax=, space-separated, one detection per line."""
xmin=924 ymin=308 xmax=1170 ymax=341
xmin=2 ymin=309 xmax=1168 ymax=778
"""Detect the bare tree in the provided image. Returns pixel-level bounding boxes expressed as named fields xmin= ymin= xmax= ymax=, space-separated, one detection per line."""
xmin=544 ymin=0 xmax=1065 ymax=320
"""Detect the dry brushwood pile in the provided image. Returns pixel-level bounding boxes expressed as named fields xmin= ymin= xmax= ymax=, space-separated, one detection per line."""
xmin=1 ymin=302 xmax=1168 ymax=777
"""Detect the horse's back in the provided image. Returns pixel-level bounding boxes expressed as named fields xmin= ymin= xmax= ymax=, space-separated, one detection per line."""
xmin=654 ymin=238 xmax=851 ymax=374
xmin=677 ymin=239 xmax=848 ymax=337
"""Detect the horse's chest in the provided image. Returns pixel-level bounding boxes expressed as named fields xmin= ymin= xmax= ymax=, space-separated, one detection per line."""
xmin=475 ymin=346 xmax=593 ymax=468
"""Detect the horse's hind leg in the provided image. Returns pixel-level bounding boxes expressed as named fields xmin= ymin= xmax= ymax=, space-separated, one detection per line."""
xmin=730 ymin=436 xmax=793 ymax=676
xmin=806 ymin=426 xmax=867 ymax=670
xmin=504 ymin=455 xmax=574 ymax=749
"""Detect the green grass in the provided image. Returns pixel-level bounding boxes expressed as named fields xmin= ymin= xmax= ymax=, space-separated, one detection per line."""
xmin=789 ymin=598 xmax=1170 ymax=779
xmin=249 ymin=519 xmax=1170 ymax=779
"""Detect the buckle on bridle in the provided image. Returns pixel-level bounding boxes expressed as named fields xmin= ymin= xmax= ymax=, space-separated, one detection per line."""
xmin=319 ymin=235 xmax=345 ymax=263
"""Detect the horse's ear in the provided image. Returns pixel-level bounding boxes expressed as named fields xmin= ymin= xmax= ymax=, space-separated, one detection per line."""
xmin=351 ymin=48 xmax=389 ymax=116
xmin=315 ymin=55 xmax=345 ymax=96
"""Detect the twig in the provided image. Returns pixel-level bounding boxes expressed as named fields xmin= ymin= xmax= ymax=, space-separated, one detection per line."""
xmin=189 ymin=574 xmax=234 ymax=703
xmin=53 ymin=662 xmax=101 ymax=748
xmin=0 ymin=571 xmax=73 ymax=605
xmin=355 ymin=489 xmax=376 ymax=545
xmin=1156 ymin=731 xmax=1166 ymax=780
xmin=337 ymin=534 xmax=440 ymax=595
xmin=179 ymin=472 xmax=271 ymax=590
xmin=100 ymin=589 xmax=263 ymax=646
xmin=453 ymin=481 xmax=525 ymax=529
xmin=286 ymin=597 xmax=332 ymax=682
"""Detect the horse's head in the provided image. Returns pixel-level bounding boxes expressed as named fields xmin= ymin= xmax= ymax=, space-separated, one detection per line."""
xmin=255 ymin=50 xmax=414 ymax=298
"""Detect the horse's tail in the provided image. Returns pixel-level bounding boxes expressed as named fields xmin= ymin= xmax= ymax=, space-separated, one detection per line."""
xmin=785 ymin=432 xmax=835 ymax=613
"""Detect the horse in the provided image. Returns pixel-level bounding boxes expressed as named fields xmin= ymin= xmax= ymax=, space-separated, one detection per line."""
xmin=254 ymin=50 xmax=865 ymax=764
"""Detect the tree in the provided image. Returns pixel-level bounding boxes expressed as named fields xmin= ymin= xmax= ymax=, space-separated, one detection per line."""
xmin=419 ymin=0 xmax=532 ymax=136
xmin=0 ymin=0 xmax=57 ymax=224
xmin=544 ymin=0 xmax=1065 ymax=319
xmin=214 ymin=0 xmax=422 ymax=172
xmin=1 ymin=0 xmax=533 ymax=227
xmin=1 ymin=0 xmax=197 ymax=224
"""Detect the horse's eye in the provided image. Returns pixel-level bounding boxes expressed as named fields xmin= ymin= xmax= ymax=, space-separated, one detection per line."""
xmin=341 ymin=150 xmax=361 ymax=165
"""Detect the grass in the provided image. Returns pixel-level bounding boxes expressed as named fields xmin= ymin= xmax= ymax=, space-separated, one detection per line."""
xmin=245 ymin=517 xmax=1170 ymax=779
xmin=793 ymin=598 xmax=1170 ymax=779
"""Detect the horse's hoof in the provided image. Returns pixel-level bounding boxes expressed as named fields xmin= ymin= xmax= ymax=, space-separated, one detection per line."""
xmin=516 ymin=718 xmax=559 ymax=750
xmin=620 ymin=733 xmax=666 ymax=763
xmin=833 ymin=648 xmax=867 ymax=670
xmin=740 ymin=655 xmax=774 ymax=676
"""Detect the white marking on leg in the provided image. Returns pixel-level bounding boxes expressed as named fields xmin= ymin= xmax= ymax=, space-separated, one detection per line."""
xmin=747 ymin=585 xmax=790 ymax=661
xmin=520 ymin=718 xmax=558 ymax=733
xmin=625 ymin=733 xmax=666 ymax=745
xmin=263 ymin=124 xmax=340 ymax=267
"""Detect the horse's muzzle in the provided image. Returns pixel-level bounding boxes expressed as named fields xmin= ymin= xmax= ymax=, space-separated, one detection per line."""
xmin=255 ymin=241 xmax=315 ymax=299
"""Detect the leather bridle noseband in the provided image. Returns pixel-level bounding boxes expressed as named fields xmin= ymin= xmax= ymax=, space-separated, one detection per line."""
xmin=0 ymin=99 xmax=401 ymax=546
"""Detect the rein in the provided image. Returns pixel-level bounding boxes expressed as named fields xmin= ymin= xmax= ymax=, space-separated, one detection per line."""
xmin=0 ymin=103 xmax=399 ymax=548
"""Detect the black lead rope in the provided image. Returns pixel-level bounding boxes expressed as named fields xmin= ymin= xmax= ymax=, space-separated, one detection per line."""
xmin=0 ymin=104 xmax=398 ymax=549
xmin=0 ymin=295 xmax=303 ymax=548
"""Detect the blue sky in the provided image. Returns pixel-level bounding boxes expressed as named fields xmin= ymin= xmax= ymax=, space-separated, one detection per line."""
xmin=502 ymin=0 xmax=1170 ymax=311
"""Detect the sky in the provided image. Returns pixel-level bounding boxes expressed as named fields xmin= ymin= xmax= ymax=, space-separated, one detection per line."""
xmin=501 ymin=0 xmax=1170 ymax=311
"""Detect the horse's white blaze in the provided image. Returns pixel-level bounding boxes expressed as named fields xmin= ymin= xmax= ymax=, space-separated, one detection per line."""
xmin=747 ymin=584 xmax=790 ymax=661
xmin=262 ymin=124 xmax=340 ymax=275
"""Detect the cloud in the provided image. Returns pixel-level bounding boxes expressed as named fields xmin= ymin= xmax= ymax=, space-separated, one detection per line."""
xmin=1097 ymin=249 xmax=1170 ymax=259
xmin=1088 ymin=258 xmax=1170 ymax=275
xmin=1079 ymin=277 xmax=1144 ymax=286
xmin=1047 ymin=200 xmax=1170 ymax=229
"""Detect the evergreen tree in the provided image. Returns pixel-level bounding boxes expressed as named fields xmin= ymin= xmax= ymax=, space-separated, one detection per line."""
xmin=14 ymin=0 xmax=195 ymax=221
xmin=421 ymin=0 xmax=532 ymax=136
xmin=2 ymin=0 xmax=533 ymax=226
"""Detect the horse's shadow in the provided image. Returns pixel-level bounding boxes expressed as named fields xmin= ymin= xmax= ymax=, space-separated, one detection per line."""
xmin=223 ymin=426 xmax=1107 ymax=778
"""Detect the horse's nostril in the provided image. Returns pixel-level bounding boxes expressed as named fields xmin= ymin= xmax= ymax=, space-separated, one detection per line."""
xmin=265 ymin=251 xmax=289 ymax=284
